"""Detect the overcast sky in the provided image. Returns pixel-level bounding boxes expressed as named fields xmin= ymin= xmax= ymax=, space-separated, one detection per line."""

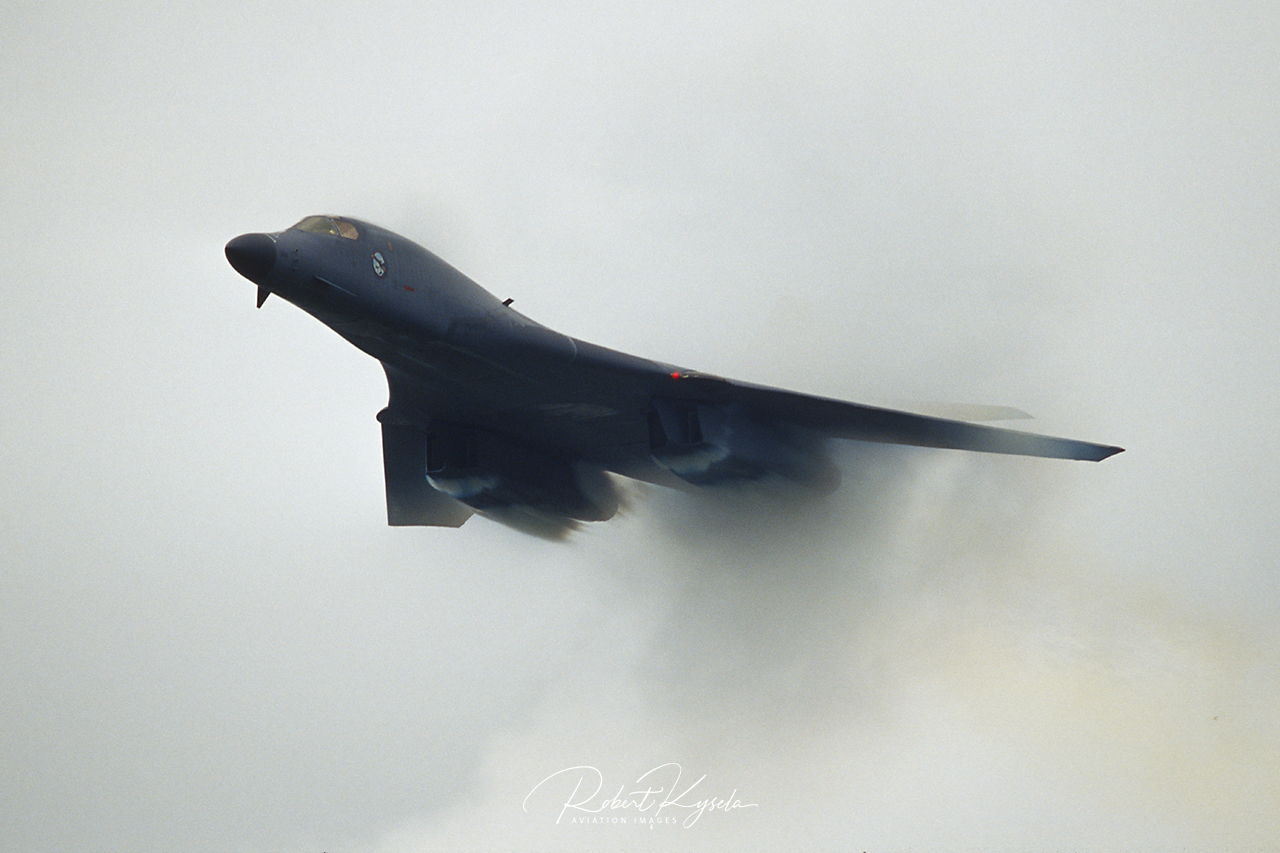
xmin=3 ymin=2 xmax=1279 ymax=851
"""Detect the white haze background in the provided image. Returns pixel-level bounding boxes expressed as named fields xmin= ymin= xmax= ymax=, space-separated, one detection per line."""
xmin=3 ymin=2 xmax=1278 ymax=851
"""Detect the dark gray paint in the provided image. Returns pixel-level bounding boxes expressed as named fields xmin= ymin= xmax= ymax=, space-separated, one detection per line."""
xmin=226 ymin=216 xmax=1121 ymax=534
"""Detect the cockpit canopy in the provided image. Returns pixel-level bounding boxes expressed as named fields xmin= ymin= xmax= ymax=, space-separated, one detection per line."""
xmin=292 ymin=215 xmax=359 ymax=240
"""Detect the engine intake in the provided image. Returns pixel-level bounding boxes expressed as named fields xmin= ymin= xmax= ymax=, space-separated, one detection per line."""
xmin=425 ymin=423 xmax=618 ymax=522
xmin=649 ymin=398 xmax=840 ymax=492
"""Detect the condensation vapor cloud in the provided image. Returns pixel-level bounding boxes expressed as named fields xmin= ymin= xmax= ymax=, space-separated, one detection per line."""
xmin=365 ymin=447 xmax=1279 ymax=852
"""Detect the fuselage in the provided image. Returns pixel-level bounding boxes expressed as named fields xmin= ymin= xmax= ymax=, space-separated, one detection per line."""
xmin=226 ymin=216 xmax=687 ymax=484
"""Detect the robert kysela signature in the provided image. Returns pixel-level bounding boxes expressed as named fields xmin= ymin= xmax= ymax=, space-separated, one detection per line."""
xmin=523 ymin=763 xmax=757 ymax=828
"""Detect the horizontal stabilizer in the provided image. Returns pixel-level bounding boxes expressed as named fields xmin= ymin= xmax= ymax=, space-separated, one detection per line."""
xmin=883 ymin=401 xmax=1033 ymax=421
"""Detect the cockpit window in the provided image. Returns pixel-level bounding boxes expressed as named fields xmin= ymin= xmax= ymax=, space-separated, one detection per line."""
xmin=292 ymin=215 xmax=358 ymax=240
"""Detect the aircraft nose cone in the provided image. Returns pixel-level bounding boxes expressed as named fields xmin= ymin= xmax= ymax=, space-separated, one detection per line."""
xmin=225 ymin=233 xmax=276 ymax=283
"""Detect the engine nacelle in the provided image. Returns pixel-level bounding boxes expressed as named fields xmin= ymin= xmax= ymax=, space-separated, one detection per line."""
xmin=425 ymin=423 xmax=619 ymax=522
xmin=649 ymin=398 xmax=840 ymax=492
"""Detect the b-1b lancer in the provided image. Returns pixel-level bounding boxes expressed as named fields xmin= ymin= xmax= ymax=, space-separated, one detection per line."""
xmin=226 ymin=216 xmax=1122 ymax=535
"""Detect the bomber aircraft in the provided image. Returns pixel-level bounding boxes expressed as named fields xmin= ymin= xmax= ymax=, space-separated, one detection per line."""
xmin=226 ymin=216 xmax=1122 ymax=535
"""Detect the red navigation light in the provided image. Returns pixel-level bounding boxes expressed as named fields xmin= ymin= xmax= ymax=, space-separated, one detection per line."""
xmin=670 ymin=372 xmax=680 ymax=380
